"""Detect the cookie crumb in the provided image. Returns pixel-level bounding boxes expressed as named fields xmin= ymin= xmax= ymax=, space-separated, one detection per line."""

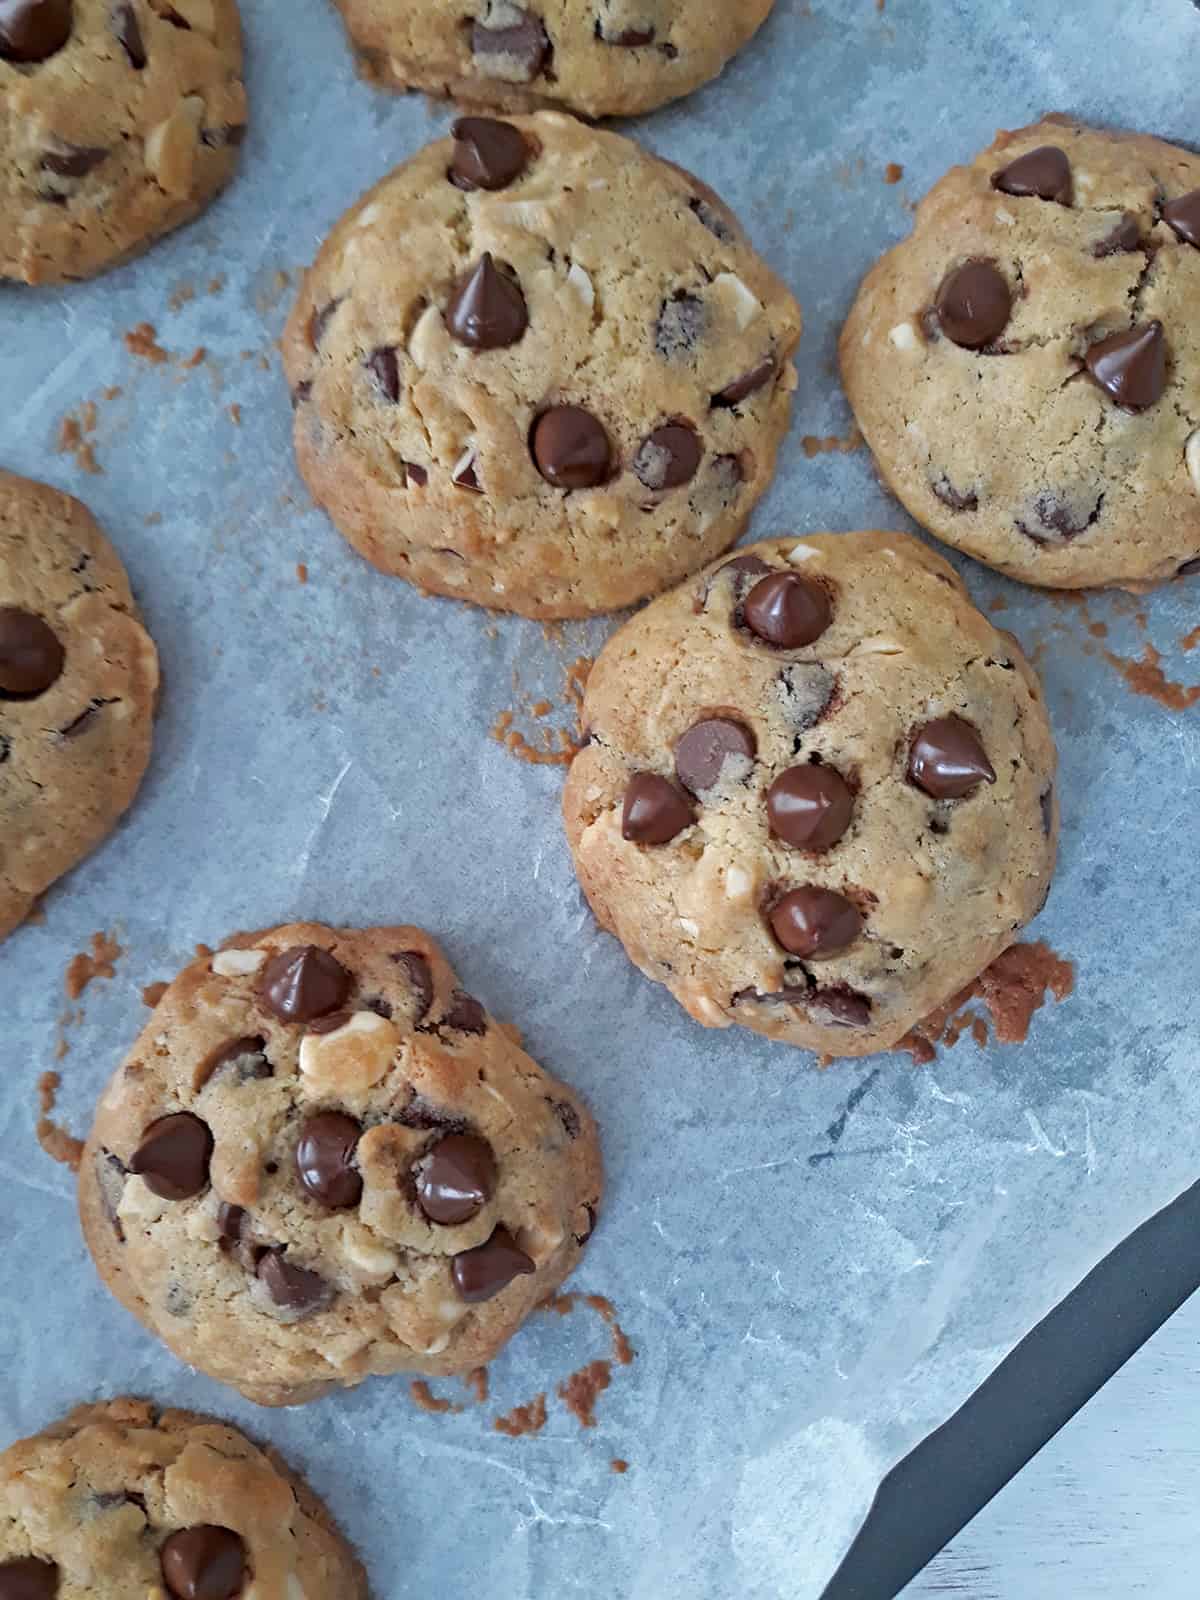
xmin=801 ymin=426 xmax=863 ymax=458
xmin=167 ymin=282 xmax=195 ymax=312
xmin=884 ymin=162 xmax=903 ymax=184
xmin=65 ymin=931 xmax=123 ymax=999
xmin=900 ymin=940 xmax=1074 ymax=1061
xmin=409 ymin=1380 xmax=462 ymax=1415
xmin=296 ymin=563 xmax=308 ymax=584
xmin=124 ymin=323 xmax=169 ymax=364
xmin=557 ymin=1359 xmax=612 ymax=1428
xmin=463 ymin=1367 xmax=489 ymax=1404
xmin=142 ymin=981 xmax=169 ymax=1009
xmin=611 ymin=1458 xmax=629 ymax=1474
xmin=494 ymin=1394 xmax=547 ymax=1437
xmin=35 ymin=1071 xmax=84 ymax=1171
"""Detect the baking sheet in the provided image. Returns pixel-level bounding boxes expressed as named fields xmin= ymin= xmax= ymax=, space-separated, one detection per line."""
xmin=2 ymin=1 xmax=1199 ymax=1595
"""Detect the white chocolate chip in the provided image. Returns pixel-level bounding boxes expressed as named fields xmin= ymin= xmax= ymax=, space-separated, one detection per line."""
xmin=340 ymin=1222 xmax=399 ymax=1281
xmin=1186 ymin=429 xmax=1200 ymax=494
xmin=211 ymin=948 xmax=266 ymax=977
xmin=565 ymin=261 xmax=595 ymax=310
xmin=299 ymin=1012 xmax=400 ymax=1096
xmin=489 ymin=198 xmax=556 ymax=232
xmin=286 ymin=1579 xmax=308 ymax=1600
xmin=117 ymin=1177 xmax=167 ymax=1226
xmin=724 ymin=866 xmax=753 ymax=900
xmin=678 ymin=918 xmax=700 ymax=939
xmin=145 ymin=96 xmax=205 ymax=196
xmin=851 ymin=634 xmax=905 ymax=657
xmin=787 ymin=542 xmax=821 ymax=563
xmin=356 ymin=201 xmax=381 ymax=229
xmin=185 ymin=1201 xmax=222 ymax=1243
xmin=712 ymin=271 xmax=763 ymax=331
xmin=586 ymin=177 xmax=608 ymax=190
xmin=535 ymin=111 xmax=572 ymax=128
xmin=994 ymin=207 xmax=1016 ymax=225
xmin=407 ymin=303 xmax=446 ymax=371
xmin=888 ymin=321 xmax=919 ymax=351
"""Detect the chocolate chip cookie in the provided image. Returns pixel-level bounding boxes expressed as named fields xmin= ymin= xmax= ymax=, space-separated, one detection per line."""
xmin=0 ymin=0 xmax=247 ymax=284
xmin=282 ymin=113 xmax=801 ymax=618
xmin=0 ymin=471 xmax=158 ymax=942
xmin=0 ymin=1398 xmax=366 ymax=1599
xmin=841 ymin=116 xmax=1200 ymax=592
xmin=562 ymin=532 xmax=1057 ymax=1059
xmin=79 ymin=922 xmax=603 ymax=1406
xmin=332 ymin=0 xmax=775 ymax=119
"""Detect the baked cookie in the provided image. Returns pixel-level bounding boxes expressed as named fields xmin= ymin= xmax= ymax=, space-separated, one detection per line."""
xmin=562 ymin=532 xmax=1057 ymax=1059
xmin=0 ymin=471 xmax=158 ymax=941
xmin=841 ymin=116 xmax=1200 ymax=592
xmin=0 ymin=1398 xmax=366 ymax=1599
xmin=282 ymin=113 xmax=800 ymax=618
xmin=0 ymin=0 xmax=246 ymax=285
xmin=79 ymin=922 xmax=603 ymax=1406
xmin=332 ymin=0 xmax=775 ymax=119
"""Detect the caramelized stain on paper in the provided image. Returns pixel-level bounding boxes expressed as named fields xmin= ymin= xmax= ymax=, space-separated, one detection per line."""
xmin=36 ymin=1071 xmax=83 ymax=1171
xmin=56 ymin=413 xmax=103 ymax=476
xmin=124 ymin=323 xmax=170 ymax=364
xmin=801 ymin=425 xmax=863 ymax=458
xmin=884 ymin=162 xmax=903 ymax=184
xmin=611 ymin=1458 xmax=629 ymax=1474
xmin=558 ymin=1360 xmax=612 ymax=1428
xmin=1042 ymin=592 xmax=1198 ymax=710
xmin=493 ymin=1393 xmax=547 ymax=1437
xmin=65 ymin=931 xmax=123 ymax=999
xmin=900 ymin=940 xmax=1075 ymax=1065
xmin=463 ymin=1367 xmax=489 ymax=1404
xmin=1102 ymin=645 xmax=1200 ymax=711
xmin=409 ymin=1380 xmax=462 ymax=1415
xmin=490 ymin=656 xmax=592 ymax=767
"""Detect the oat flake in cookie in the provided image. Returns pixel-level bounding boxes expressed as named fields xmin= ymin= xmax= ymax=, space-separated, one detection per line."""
xmin=331 ymin=0 xmax=775 ymax=119
xmin=0 ymin=1398 xmax=366 ymax=1599
xmin=0 ymin=470 xmax=158 ymax=942
xmin=281 ymin=113 xmax=801 ymax=618
xmin=562 ymin=533 xmax=1057 ymax=1059
xmin=79 ymin=922 xmax=603 ymax=1406
xmin=0 ymin=0 xmax=246 ymax=284
xmin=840 ymin=116 xmax=1200 ymax=592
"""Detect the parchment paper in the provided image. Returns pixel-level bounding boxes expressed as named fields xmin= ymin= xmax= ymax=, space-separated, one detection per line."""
xmin=2 ymin=2 xmax=1198 ymax=1595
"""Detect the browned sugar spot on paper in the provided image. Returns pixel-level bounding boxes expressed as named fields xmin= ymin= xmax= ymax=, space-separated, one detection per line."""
xmin=491 ymin=657 xmax=593 ymax=767
xmin=36 ymin=1071 xmax=83 ymax=1171
xmin=899 ymin=940 xmax=1075 ymax=1064
xmin=1103 ymin=645 xmax=1200 ymax=711
xmin=167 ymin=282 xmax=195 ymax=312
xmin=409 ymin=1380 xmax=462 ymax=1415
xmin=228 ymin=403 xmax=243 ymax=426
xmin=65 ymin=931 xmax=123 ymax=1000
xmin=802 ymin=426 xmax=863 ymax=459
xmin=183 ymin=346 xmax=207 ymax=369
xmin=884 ymin=163 xmax=903 ymax=184
xmin=558 ymin=1360 xmax=612 ymax=1428
xmin=296 ymin=563 xmax=309 ymax=585
xmin=494 ymin=1393 xmax=547 ymax=1437
xmin=611 ymin=1458 xmax=629 ymax=1474
xmin=124 ymin=323 xmax=169 ymax=364
xmin=463 ymin=1367 xmax=489 ymax=1404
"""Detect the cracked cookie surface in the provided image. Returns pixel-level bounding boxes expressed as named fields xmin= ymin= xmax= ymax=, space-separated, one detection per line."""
xmin=0 ymin=1397 xmax=366 ymax=1599
xmin=840 ymin=116 xmax=1200 ymax=592
xmin=281 ymin=113 xmax=801 ymax=618
xmin=331 ymin=0 xmax=775 ymax=119
xmin=562 ymin=532 xmax=1057 ymax=1059
xmin=79 ymin=922 xmax=603 ymax=1406
xmin=0 ymin=0 xmax=246 ymax=285
xmin=0 ymin=470 xmax=158 ymax=941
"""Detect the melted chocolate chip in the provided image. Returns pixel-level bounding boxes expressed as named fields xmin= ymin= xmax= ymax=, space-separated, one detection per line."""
xmin=935 ymin=260 xmax=1012 ymax=349
xmin=0 ymin=0 xmax=71 ymax=62
xmin=296 ymin=1112 xmax=363 ymax=1209
xmin=600 ymin=21 xmax=654 ymax=43
xmin=1178 ymin=557 xmax=1200 ymax=577
xmin=403 ymin=462 xmax=428 ymax=488
xmin=530 ymin=405 xmax=612 ymax=488
xmin=1015 ymin=490 xmax=1104 ymax=545
xmin=41 ymin=143 xmax=108 ymax=177
xmin=767 ymin=765 xmax=854 ymax=850
xmin=655 ymin=291 xmax=705 ymax=359
xmin=445 ymin=254 xmax=527 ymax=349
xmin=442 ymin=991 xmax=487 ymax=1035
xmin=931 ymin=476 xmax=979 ymax=513
xmin=1092 ymin=213 xmax=1142 ymax=257
xmin=259 ymin=946 xmax=351 ymax=1023
xmin=633 ymin=422 xmax=702 ymax=490
xmin=452 ymin=1224 xmax=535 ymax=1302
xmin=621 ymin=772 xmax=694 ymax=844
xmin=1040 ymin=785 xmax=1054 ymax=837
xmin=811 ymin=986 xmax=872 ymax=1028
xmin=111 ymin=1 xmax=145 ymax=67
xmin=216 ymin=1202 xmax=246 ymax=1242
xmin=308 ymin=298 xmax=340 ymax=351
xmin=1162 ymin=188 xmax=1200 ymax=248
xmin=365 ymin=345 xmax=400 ymax=402
xmin=0 ymin=608 xmax=64 ymax=698
xmin=416 ymin=1133 xmax=497 ymax=1224
xmin=256 ymin=1249 xmax=328 ymax=1312
xmin=1084 ymin=320 xmax=1166 ymax=411
xmin=291 ymin=380 xmax=312 ymax=408
xmin=129 ymin=1113 xmax=212 ymax=1201
xmin=674 ymin=717 xmax=756 ymax=794
xmin=391 ymin=950 xmax=433 ymax=1020
xmin=452 ymin=456 xmax=483 ymax=492
xmin=470 ymin=8 xmax=550 ymax=81
xmin=449 ymin=116 xmax=531 ymax=191
xmin=712 ymin=356 xmax=775 ymax=408
xmin=908 ymin=716 xmax=996 ymax=799
xmin=160 ymin=1527 xmax=246 ymax=1600
xmin=688 ymin=195 xmax=734 ymax=242
xmin=743 ymin=572 xmax=832 ymax=648
xmin=0 ymin=1558 xmax=60 ymax=1599
xmin=768 ymin=887 xmax=863 ymax=958
xmin=992 ymin=145 xmax=1072 ymax=205
xmin=197 ymin=1035 xmax=271 ymax=1087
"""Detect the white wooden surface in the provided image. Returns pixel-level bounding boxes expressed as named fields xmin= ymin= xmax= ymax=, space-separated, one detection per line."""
xmin=905 ymin=1294 xmax=1200 ymax=1596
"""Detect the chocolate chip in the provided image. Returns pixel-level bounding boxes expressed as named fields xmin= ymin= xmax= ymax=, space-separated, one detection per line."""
xmin=256 ymin=1249 xmax=328 ymax=1312
xmin=935 ymin=260 xmax=1012 ymax=349
xmin=197 ymin=1035 xmax=271 ymax=1087
xmin=931 ymin=475 xmax=978 ymax=513
xmin=449 ymin=116 xmax=530 ymax=191
xmin=1178 ymin=557 xmax=1200 ymax=577
xmin=259 ymin=945 xmax=351 ymax=1023
xmin=416 ymin=1133 xmax=497 ymax=1224
xmin=1084 ymin=320 xmax=1166 ymax=411
xmin=1092 ymin=213 xmax=1142 ymax=256
xmin=452 ymin=455 xmax=482 ymax=492
xmin=743 ymin=572 xmax=832 ymax=648
xmin=129 ymin=1113 xmax=212 ymax=1201
xmin=767 ymin=766 xmax=854 ymax=850
xmin=553 ymin=1099 xmax=581 ymax=1139
xmin=304 ymin=1008 xmax=352 ymax=1036
xmin=216 ymin=1202 xmax=246 ymax=1242
xmin=160 ymin=1526 xmax=246 ymax=1600
xmin=992 ymin=145 xmax=1072 ymax=205
xmin=291 ymin=380 xmax=312 ymax=407
xmin=598 ymin=20 xmax=654 ymax=44
xmin=574 ymin=1202 xmax=597 ymax=1246
xmin=621 ymin=772 xmax=694 ymax=844
xmin=712 ymin=356 xmax=775 ymax=409
xmin=0 ymin=608 xmax=64 ymax=698
xmin=308 ymin=298 xmax=340 ymax=351
xmin=688 ymin=195 xmax=734 ymax=242
xmin=391 ymin=950 xmax=433 ymax=1020
xmin=1015 ymin=489 xmax=1104 ymax=545
xmin=57 ymin=697 xmax=113 ymax=739
xmin=111 ymin=1 xmax=145 ymax=67
xmin=908 ymin=716 xmax=996 ymax=799
xmin=811 ymin=986 xmax=872 ymax=1028
xmin=404 ymin=462 xmax=428 ymax=488
xmin=296 ymin=1112 xmax=363 ymax=1209
xmin=445 ymin=253 xmax=528 ymax=350
xmin=442 ymin=991 xmax=487 ymax=1034
xmin=0 ymin=0 xmax=71 ymax=61
xmin=41 ymin=144 xmax=108 ymax=177
xmin=768 ymin=887 xmax=863 ymax=958
xmin=530 ymin=405 xmax=612 ymax=488
xmin=365 ymin=345 xmax=400 ymax=402
xmin=0 ymin=1558 xmax=60 ymax=1599
xmin=674 ymin=717 xmax=756 ymax=794
xmin=452 ymin=1224 xmax=535 ymax=1302
xmin=655 ymin=291 xmax=705 ymax=359
xmin=1162 ymin=188 xmax=1200 ymax=248
xmin=632 ymin=422 xmax=702 ymax=490
xmin=1040 ymin=785 xmax=1054 ymax=836
xmin=720 ymin=552 xmax=773 ymax=588
xmin=471 ymin=8 xmax=549 ymax=81
xmin=777 ymin=663 xmax=836 ymax=734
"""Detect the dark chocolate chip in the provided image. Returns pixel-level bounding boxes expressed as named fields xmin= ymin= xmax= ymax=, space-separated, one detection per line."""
xmin=992 ymin=145 xmax=1072 ymax=205
xmin=0 ymin=1558 xmax=60 ymax=1599
xmin=931 ymin=476 xmax=978 ymax=513
xmin=811 ymin=986 xmax=872 ymax=1028
xmin=632 ymin=422 xmax=702 ymax=490
xmin=721 ymin=553 xmax=773 ymax=587
xmin=1178 ymin=557 xmax=1200 ymax=577
xmin=471 ymin=8 xmax=549 ymax=81
xmin=655 ymin=291 xmax=705 ymax=359
xmin=404 ymin=462 xmax=428 ymax=488
xmin=445 ymin=253 xmax=527 ymax=349
xmin=111 ymin=1 xmax=145 ymax=67
xmin=41 ymin=143 xmax=108 ymax=177
xmin=308 ymin=298 xmax=340 ymax=351
xmin=256 ymin=1249 xmax=328 ymax=1312
xmin=160 ymin=1526 xmax=246 ymax=1600
xmin=304 ymin=1008 xmax=353 ymax=1036
xmin=768 ymin=887 xmax=863 ymax=958
xmin=1015 ymin=490 xmax=1105 ymax=545
xmin=449 ymin=116 xmax=530 ymax=191
xmin=416 ymin=1133 xmax=497 ymax=1224
xmin=688 ymin=195 xmax=734 ymax=242
xmin=391 ymin=950 xmax=433 ymax=1020
xmin=216 ymin=1202 xmax=246 ymax=1242
xmin=767 ymin=765 xmax=854 ymax=850
xmin=1039 ymin=785 xmax=1054 ymax=837
xmin=129 ymin=1112 xmax=213 ymax=1201
xmin=0 ymin=608 xmax=64 ymax=698
xmin=452 ymin=1224 xmax=535 ymax=1302
xmin=712 ymin=356 xmax=775 ymax=408
xmin=1092 ymin=213 xmax=1142 ymax=257
xmin=935 ymin=260 xmax=1012 ymax=349
xmin=291 ymin=380 xmax=312 ymax=407
xmin=621 ymin=772 xmax=694 ymax=844
xmin=365 ymin=345 xmax=400 ymax=402
xmin=296 ymin=1112 xmax=363 ymax=1210
xmin=452 ymin=456 xmax=482 ymax=492
xmin=674 ymin=717 xmax=756 ymax=794
xmin=599 ymin=20 xmax=654 ymax=44
xmin=908 ymin=716 xmax=996 ymax=799
xmin=442 ymin=991 xmax=487 ymax=1035
xmin=259 ymin=946 xmax=351 ymax=1023
xmin=0 ymin=0 xmax=71 ymax=62
xmin=1162 ymin=188 xmax=1200 ymax=248
xmin=1084 ymin=320 xmax=1166 ymax=411
xmin=197 ymin=1035 xmax=271 ymax=1087
xmin=530 ymin=405 xmax=612 ymax=489
xmin=743 ymin=571 xmax=832 ymax=648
